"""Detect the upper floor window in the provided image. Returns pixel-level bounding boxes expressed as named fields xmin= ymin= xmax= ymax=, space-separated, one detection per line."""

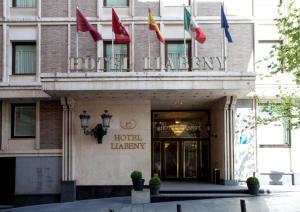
xmin=12 ymin=0 xmax=36 ymax=8
xmin=104 ymin=42 xmax=129 ymax=72
xmin=257 ymin=104 xmax=291 ymax=147
xmin=11 ymin=104 xmax=36 ymax=138
xmin=12 ymin=42 xmax=36 ymax=75
xmin=104 ymin=0 xmax=128 ymax=7
xmin=166 ymin=41 xmax=191 ymax=71
xmin=256 ymin=41 xmax=281 ymax=73
xmin=164 ymin=0 xmax=190 ymax=6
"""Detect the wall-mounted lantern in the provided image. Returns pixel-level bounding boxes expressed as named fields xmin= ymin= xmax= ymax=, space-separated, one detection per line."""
xmin=79 ymin=110 xmax=112 ymax=143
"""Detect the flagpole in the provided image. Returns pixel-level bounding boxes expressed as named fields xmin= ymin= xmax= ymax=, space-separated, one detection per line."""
xmin=183 ymin=5 xmax=187 ymax=59
xmin=148 ymin=9 xmax=151 ymax=70
xmin=76 ymin=4 xmax=79 ymax=70
xmin=221 ymin=2 xmax=227 ymax=72
xmin=112 ymin=9 xmax=114 ymax=72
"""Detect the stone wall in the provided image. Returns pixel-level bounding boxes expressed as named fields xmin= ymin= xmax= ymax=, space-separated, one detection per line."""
xmin=40 ymin=101 xmax=62 ymax=149
xmin=74 ymin=100 xmax=151 ymax=185
xmin=71 ymin=0 xmax=97 ymax=17
xmin=41 ymin=26 xmax=68 ymax=73
xmin=135 ymin=0 xmax=159 ymax=16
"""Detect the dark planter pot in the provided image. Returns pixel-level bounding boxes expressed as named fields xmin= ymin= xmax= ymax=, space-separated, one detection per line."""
xmin=149 ymin=184 xmax=161 ymax=195
xmin=247 ymin=184 xmax=260 ymax=195
xmin=132 ymin=179 xmax=145 ymax=191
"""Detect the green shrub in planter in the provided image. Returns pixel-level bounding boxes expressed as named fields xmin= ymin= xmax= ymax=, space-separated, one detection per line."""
xmin=149 ymin=176 xmax=161 ymax=195
xmin=149 ymin=176 xmax=161 ymax=185
xmin=130 ymin=170 xmax=144 ymax=191
xmin=246 ymin=177 xmax=260 ymax=186
xmin=130 ymin=170 xmax=142 ymax=181
xmin=246 ymin=176 xmax=260 ymax=195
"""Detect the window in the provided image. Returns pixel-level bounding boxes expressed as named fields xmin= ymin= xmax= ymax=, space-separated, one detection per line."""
xmin=104 ymin=0 xmax=128 ymax=7
xmin=12 ymin=0 xmax=36 ymax=8
xmin=256 ymin=41 xmax=281 ymax=73
xmin=164 ymin=0 xmax=190 ymax=6
xmin=166 ymin=41 xmax=191 ymax=71
xmin=104 ymin=42 xmax=129 ymax=72
xmin=11 ymin=104 xmax=36 ymax=138
xmin=257 ymin=104 xmax=291 ymax=146
xmin=12 ymin=42 xmax=36 ymax=75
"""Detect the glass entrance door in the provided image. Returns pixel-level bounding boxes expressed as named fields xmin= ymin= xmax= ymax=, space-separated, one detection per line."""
xmin=183 ymin=141 xmax=197 ymax=178
xmin=164 ymin=141 xmax=178 ymax=178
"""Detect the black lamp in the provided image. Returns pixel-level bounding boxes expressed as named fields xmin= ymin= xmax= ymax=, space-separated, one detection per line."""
xmin=79 ymin=110 xmax=112 ymax=143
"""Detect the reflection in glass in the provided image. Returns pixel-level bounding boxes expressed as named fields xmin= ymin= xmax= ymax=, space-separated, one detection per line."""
xmin=164 ymin=142 xmax=178 ymax=178
xmin=184 ymin=141 xmax=197 ymax=178
xmin=153 ymin=142 xmax=161 ymax=177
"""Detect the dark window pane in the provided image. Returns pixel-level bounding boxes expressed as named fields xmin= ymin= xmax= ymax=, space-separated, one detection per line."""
xmin=13 ymin=105 xmax=36 ymax=137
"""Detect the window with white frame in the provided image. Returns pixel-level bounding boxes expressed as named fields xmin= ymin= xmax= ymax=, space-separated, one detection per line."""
xmin=166 ymin=41 xmax=191 ymax=71
xmin=12 ymin=42 xmax=36 ymax=75
xmin=12 ymin=0 xmax=36 ymax=8
xmin=104 ymin=0 xmax=128 ymax=7
xmin=256 ymin=41 xmax=281 ymax=73
xmin=257 ymin=104 xmax=291 ymax=146
xmin=164 ymin=0 xmax=190 ymax=6
xmin=11 ymin=104 xmax=36 ymax=138
xmin=104 ymin=42 xmax=129 ymax=72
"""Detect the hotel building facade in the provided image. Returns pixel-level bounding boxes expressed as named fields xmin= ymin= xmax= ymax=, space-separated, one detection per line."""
xmin=0 ymin=0 xmax=299 ymax=206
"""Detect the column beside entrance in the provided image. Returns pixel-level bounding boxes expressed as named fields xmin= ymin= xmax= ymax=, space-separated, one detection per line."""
xmin=60 ymin=97 xmax=76 ymax=202
xmin=224 ymin=96 xmax=238 ymax=185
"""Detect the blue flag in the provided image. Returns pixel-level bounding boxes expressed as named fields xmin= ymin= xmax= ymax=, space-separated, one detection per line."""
xmin=221 ymin=5 xmax=233 ymax=43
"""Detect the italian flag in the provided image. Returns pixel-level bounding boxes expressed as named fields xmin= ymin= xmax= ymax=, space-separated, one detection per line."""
xmin=184 ymin=7 xmax=206 ymax=44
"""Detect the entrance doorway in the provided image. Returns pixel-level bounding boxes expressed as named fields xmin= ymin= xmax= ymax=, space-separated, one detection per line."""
xmin=0 ymin=157 xmax=15 ymax=205
xmin=152 ymin=111 xmax=210 ymax=181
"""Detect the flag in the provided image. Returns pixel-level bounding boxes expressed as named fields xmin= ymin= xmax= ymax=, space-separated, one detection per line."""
xmin=112 ymin=8 xmax=131 ymax=44
xmin=184 ymin=7 xmax=206 ymax=44
xmin=148 ymin=8 xmax=165 ymax=44
xmin=76 ymin=8 xmax=102 ymax=42
xmin=221 ymin=5 xmax=233 ymax=43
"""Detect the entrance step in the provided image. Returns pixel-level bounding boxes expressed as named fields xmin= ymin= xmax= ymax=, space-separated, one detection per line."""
xmin=151 ymin=192 xmax=252 ymax=203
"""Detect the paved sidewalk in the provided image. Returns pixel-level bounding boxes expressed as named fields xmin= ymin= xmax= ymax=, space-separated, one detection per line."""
xmin=2 ymin=192 xmax=300 ymax=212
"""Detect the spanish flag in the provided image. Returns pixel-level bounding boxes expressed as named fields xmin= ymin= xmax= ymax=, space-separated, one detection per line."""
xmin=148 ymin=9 xmax=165 ymax=44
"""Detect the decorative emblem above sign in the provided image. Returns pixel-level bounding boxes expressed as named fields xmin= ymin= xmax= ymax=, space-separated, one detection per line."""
xmin=120 ymin=120 xmax=137 ymax=130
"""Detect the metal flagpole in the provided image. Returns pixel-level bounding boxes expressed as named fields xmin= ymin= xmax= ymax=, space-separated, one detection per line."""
xmin=221 ymin=1 xmax=227 ymax=72
xmin=111 ymin=9 xmax=114 ymax=71
xmin=148 ymin=17 xmax=151 ymax=70
xmin=183 ymin=5 xmax=187 ymax=59
xmin=76 ymin=1 xmax=79 ymax=70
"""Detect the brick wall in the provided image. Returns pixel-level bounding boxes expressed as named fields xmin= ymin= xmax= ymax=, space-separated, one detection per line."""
xmin=40 ymin=101 xmax=62 ymax=149
xmin=70 ymin=26 xmax=97 ymax=59
xmin=41 ymin=26 xmax=68 ymax=73
xmin=41 ymin=0 xmax=68 ymax=17
xmin=0 ymin=0 xmax=3 ymax=17
xmin=134 ymin=25 xmax=160 ymax=72
xmin=227 ymin=24 xmax=254 ymax=72
xmin=135 ymin=0 xmax=159 ymax=16
xmin=71 ymin=0 xmax=97 ymax=17
xmin=196 ymin=2 xmax=220 ymax=16
xmin=197 ymin=24 xmax=223 ymax=71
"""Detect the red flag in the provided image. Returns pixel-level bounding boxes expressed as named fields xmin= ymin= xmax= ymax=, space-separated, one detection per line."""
xmin=112 ymin=8 xmax=131 ymax=44
xmin=76 ymin=8 xmax=102 ymax=42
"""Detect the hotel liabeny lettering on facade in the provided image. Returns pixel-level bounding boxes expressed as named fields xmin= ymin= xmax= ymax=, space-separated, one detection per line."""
xmin=0 ymin=0 xmax=299 ymax=206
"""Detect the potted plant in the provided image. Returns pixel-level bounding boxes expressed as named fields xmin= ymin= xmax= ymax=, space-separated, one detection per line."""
xmin=130 ymin=170 xmax=145 ymax=191
xmin=246 ymin=176 xmax=260 ymax=195
xmin=149 ymin=176 xmax=161 ymax=195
